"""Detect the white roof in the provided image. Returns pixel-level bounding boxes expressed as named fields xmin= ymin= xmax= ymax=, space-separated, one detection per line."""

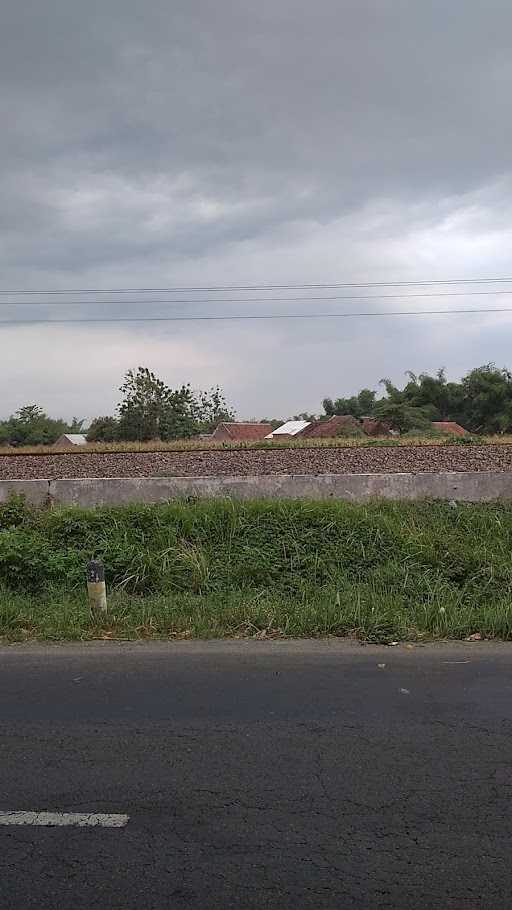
xmin=60 ymin=434 xmax=87 ymax=445
xmin=265 ymin=420 xmax=310 ymax=438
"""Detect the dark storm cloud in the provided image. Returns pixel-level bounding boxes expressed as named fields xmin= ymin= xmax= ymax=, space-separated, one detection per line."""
xmin=1 ymin=0 xmax=512 ymax=416
xmin=3 ymin=1 xmax=512 ymax=208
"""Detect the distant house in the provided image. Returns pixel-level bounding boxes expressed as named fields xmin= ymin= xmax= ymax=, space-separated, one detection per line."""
xmin=265 ymin=420 xmax=311 ymax=439
xmin=431 ymin=421 xmax=468 ymax=437
xmin=361 ymin=417 xmax=392 ymax=437
xmin=54 ymin=433 xmax=88 ymax=448
xmin=302 ymin=415 xmax=363 ymax=438
xmin=212 ymin=422 xmax=273 ymax=442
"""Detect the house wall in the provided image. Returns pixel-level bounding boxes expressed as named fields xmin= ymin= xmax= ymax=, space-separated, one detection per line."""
xmin=211 ymin=425 xmax=231 ymax=441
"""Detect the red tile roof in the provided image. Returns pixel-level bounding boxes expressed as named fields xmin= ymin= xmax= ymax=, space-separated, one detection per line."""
xmin=302 ymin=416 xmax=362 ymax=438
xmin=431 ymin=421 xmax=468 ymax=437
xmin=361 ymin=417 xmax=391 ymax=437
xmin=212 ymin=422 xmax=273 ymax=441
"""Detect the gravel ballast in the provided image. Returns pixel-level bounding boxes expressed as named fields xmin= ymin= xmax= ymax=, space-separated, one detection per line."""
xmin=1 ymin=444 xmax=512 ymax=480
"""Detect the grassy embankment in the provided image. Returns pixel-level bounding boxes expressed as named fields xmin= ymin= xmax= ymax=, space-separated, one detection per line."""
xmin=0 ymin=494 xmax=511 ymax=642
xmin=0 ymin=433 xmax=503 ymax=456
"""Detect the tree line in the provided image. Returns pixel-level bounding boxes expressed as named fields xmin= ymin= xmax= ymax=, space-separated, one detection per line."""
xmin=0 ymin=367 xmax=234 ymax=446
xmin=87 ymin=368 xmax=234 ymax=442
xmin=2 ymin=363 xmax=512 ymax=446
xmin=322 ymin=364 xmax=512 ymax=434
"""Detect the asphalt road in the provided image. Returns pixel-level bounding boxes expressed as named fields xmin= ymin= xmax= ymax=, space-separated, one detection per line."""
xmin=1 ymin=640 xmax=512 ymax=909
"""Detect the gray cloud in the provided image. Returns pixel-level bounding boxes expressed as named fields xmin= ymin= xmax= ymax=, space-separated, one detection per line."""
xmin=1 ymin=1 xmax=512 ymax=419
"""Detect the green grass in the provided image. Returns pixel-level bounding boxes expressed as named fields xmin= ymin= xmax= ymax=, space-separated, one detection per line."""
xmin=1 ymin=494 xmax=512 ymax=641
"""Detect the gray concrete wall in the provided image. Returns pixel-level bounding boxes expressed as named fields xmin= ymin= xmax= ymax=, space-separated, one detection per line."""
xmin=2 ymin=472 xmax=512 ymax=506
xmin=0 ymin=479 xmax=51 ymax=505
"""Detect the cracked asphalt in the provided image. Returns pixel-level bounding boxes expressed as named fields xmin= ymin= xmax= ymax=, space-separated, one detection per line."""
xmin=1 ymin=640 xmax=512 ymax=909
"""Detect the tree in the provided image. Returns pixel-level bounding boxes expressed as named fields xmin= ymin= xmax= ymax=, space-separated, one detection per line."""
xmin=68 ymin=417 xmax=85 ymax=433
xmin=323 ymin=388 xmax=377 ymax=418
xmin=356 ymin=389 xmax=377 ymax=415
xmin=460 ymin=364 xmax=512 ymax=433
xmin=117 ymin=368 xmax=173 ymax=441
xmin=399 ymin=369 xmax=464 ymax=421
xmin=373 ymin=400 xmax=432 ymax=433
xmin=115 ymin=367 xmax=235 ymax=441
xmin=193 ymin=386 xmax=235 ymax=434
xmin=158 ymin=385 xmax=199 ymax=440
xmin=87 ymin=416 xmax=119 ymax=443
xmin=0 ymin=405 xmax=73 ymax=446
xmin=378 ymin=378 xmax=404 ymax=404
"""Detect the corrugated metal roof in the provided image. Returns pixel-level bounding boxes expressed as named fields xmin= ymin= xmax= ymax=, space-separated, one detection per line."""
xmin=56 ymin=434 xmax=88 ymax=445
xmin=266 ymin=420 xmax=310 ymax=438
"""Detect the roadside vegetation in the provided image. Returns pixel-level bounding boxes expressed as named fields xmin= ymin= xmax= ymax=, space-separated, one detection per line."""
xmin=1 ymin=494 xmax=512 ymax=642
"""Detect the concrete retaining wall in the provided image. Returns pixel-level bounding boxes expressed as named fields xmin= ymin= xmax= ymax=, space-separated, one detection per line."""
xmin=0 ymin=480 xmax=51 ymax=505
xmin=2 ymin=472 xmax=512 ymax=506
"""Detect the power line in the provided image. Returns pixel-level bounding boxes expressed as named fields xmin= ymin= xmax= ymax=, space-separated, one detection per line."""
xmin=1 ymin=307 xmax=512 ymax=325
xmin=1 ymin=276 xmax=512 ymax=295
xmin=3 ymin=290 xmax=512 ymax=307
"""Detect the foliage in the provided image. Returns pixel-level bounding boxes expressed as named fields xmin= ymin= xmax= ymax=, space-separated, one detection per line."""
xmin=2 ymin=497 xmax=512 ymax=641
xmin=6 ymin=362 xmax=512 ymax=447
xmin=117 ymin=367 xmax=189 ymax=441
xmin=86 ymin=416 xmax=119 ymax=442
xmin=116 ymin=367 xmax=235 ymax=441
xmin=323 ymin=388 xmax=377 ymax=418
xmin=0 ymin=405 xmax=82 ymax=447
xmin=460 ymin=365 xmax=512 ymax=434
xmin=322 ymin=363 xmax=512 ymax=434
xmin=193 ymin=386 xmax=235 ymax=433
xmin=373 ymin=400 xmax=432 ymax=433
xmin=0 ymin=368 xmax=234 ymax=446
xmin=0 ymin=494 xmax=32 ymax=530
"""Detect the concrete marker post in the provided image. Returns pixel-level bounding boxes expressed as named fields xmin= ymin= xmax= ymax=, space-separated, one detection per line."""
xmin=86 ymin=559 xmax=107 ymax=615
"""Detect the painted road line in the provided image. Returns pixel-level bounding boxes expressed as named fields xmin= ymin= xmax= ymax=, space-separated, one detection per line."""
xmin=0 ymin=812 xmax=129 ymax=827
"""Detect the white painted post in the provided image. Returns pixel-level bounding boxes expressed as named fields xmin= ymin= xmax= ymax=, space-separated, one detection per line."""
xmin=86 ymin=559 xmax=107 ymax=615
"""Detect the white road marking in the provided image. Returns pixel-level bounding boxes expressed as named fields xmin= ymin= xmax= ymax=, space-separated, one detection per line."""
xmin=0 ymin=812 xmax=128 ymax=827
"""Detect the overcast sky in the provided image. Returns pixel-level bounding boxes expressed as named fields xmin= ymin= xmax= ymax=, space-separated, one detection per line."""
xmin=1 ymin=0 xmax=512 ymax=421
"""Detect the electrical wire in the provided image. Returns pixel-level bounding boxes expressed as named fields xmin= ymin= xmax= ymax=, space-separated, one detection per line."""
xmin=2 ymin=290 xmax=512 ymax=307
xmin=1 ymin=276 xmax=512 ymax=295
xmin=1 ymin=307 xmax=512 ymax=325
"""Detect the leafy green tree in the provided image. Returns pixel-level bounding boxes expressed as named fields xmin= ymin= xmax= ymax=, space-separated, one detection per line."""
xmin=115 ymin=367 xmax=235 ymax=440
xmin=117 ymin=368 xmax=171 ymax=441
xmin=117 ymin=367 xmax=197 ymax=441
xmin=323 ymin=388 xmax=377 ymax=418
xmin=321 ymin=363 xmax=512 ymax=436
xmin=86 ymin=416 xmax=119 ymax=442
xmin=378 ymin=378 xmax=404 ymax=404
xmin=193 ymin=386 xmax=235 ymax=433
xmin=0 ymin=405 xmax=73 ymax=446
xmin=158 ymin=386 xmax=199 ymax=440
xmin=356 ymin=388 xmax=377 ymax=415
xmin=373 ymin=400 xmax=432 ymax=433
xmin=400 ymin=369 xmax=464 ymax=421
xmin=460 ymin=364 xmax=512 ymax=433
